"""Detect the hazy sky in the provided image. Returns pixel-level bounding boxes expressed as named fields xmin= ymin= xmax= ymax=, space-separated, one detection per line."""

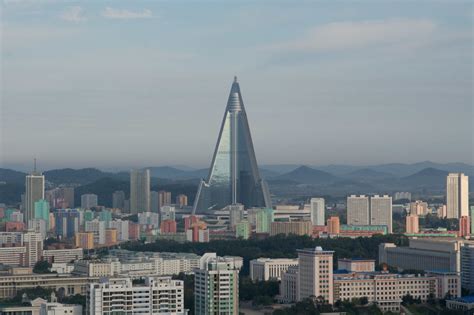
xmin=1 ymin=0 xmax=473 ymax=171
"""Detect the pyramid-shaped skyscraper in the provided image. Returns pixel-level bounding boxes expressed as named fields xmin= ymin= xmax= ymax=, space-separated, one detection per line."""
xmin=193 ymin=77 xmax=272 ymax=214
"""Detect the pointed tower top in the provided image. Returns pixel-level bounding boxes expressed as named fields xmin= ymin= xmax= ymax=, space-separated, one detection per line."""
xmin=33 ymin=158 xmax=37 ymax=173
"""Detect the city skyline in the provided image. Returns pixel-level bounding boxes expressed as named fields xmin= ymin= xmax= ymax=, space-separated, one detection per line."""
xmin=2 ymin=1 xmax=473 ymax=169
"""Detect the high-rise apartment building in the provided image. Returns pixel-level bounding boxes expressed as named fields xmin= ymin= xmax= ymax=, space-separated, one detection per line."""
xmin=112 ymin=190 xmax=125 ymax=210
xmin=194 ymin=259 xmax=239 ymax=315
xmin=228 ymin=204 xmax=244 ymax=228
xmin=310 ymin=198 xmax=325 ymax=226
xmin=158 ymin=191 xmax=172 ymax=209
xmin=25 ymin=170 xmax=45 ymax=224
xmin=327 ymin=216 xmax=340 ymax=235
xmin=193 ymin=77 xmax=271 ymax=214
xmin=459 ymin=216 xmax=470 ymax=237
xmin=370 ymin=195 xmax=392 ymax=233
xmin=81 ymin=194 xmax=98 ymax=209
xmin=160 ymin=205 xmax=176 ymax=221
xmin=23 ymin=230 xmax=43 ymax=267
xmin=87 ymin=277 xmax=186 ymax=315
xmin=297 ymin=247 xmax=334 ymax=304
xmin=446 ymin=173 xmax=469 ymax=219
xmin=176 ymin=194 xmax=188 ymax=207
xmin=130 ymin=169 xmax=150 ymax=214
xmin=410 ymin=200 xmax=429 ymax=216
xmin=405 ymin=214 xmax=419 ymax=234
xmin=34 ymin=199 xmax=50 ymax=230
xmin=347 ymin=195 xmax=369 ymax=226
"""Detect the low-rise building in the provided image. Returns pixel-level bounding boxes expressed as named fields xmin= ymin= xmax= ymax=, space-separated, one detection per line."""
xmin=250 ymin=258 xmax=299 ymax=281
xmin=337 ymin=258 xmax=375 ymax=272
xmin=270 ymin=221 xmax=312 ymax=237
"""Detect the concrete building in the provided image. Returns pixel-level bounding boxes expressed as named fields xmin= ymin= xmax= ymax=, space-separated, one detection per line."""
xmin=150 ymin=191 xmax=160 ymax=213
xmin=459 ymin=216 xmax=470 ymax=237
xmin=228 ymin=204 xmax=244 ymax=228
xmin=158 ymin=191 xmax=172 ymax=209
xmin=194 ymin=259 xmax=239 ymax=315
xmin=250 ymin=258 xmax=299 ymax=281
xmin=310 ymin=198 xmax=325 ymax=226
xmin=85 ymin=219 xmax=106 ymax=245
xmin=270 ymin=221 xmax=312 ymax=237
xmin=176 ymin=194 xmax=188 ymax=207
xmin=394 ymin=192 xmax=411 ymax=201
xmin=446 ymin=173 xmax=469 ymax=219
xmin=87 ymin=276 xmax=186 ymax=315
xmin=337 ymin=258 xmax=375 ymax=272
xmin=25 ymin=171 xmax=45 ymax=224
xmin=160 ymin=220 xmax=177 ymax=234
xmin=43 ymin=248 xmax=84 ymax=264
xmin=112 ymin=190 xmax=125 ymax=210
xmin=410 ymin=200 xmax=429 ymax=216
xmin=297 ymin=247 xmax=334 ymax=304
xmin=109 ymin=219 xmax=129 ymax=242
xmin=23 ymin=230 xmax=43 ymax=267
xmin=279 ymin=265 xmax=298 ymax=303
xmin=81 ymin=194 xmax=98 ymax=209
xmin=333 ymin=271 xmax=459 ymax=313
xmin=406 ymin=214 xmax=420 ymax=234
xmin=347 ymin=195 xmax=369 ymax=226
xmin=379 ymin=238 xmax=469 ymax=273
xmin=327 ymin=216 xmax=340 ymax=235
xmin=130 ymin=169 xmax=151 ymax=214
xmin=461 ymin=243 xmax=474 ymax=292
xmin=161 ymin=205 xmax=176 ymax=221
xmin=370 ymin=195 xmax=392 ymax=233
xmin=75 ymin=232 xmax=95 ymax=250
xmin=235 ymin=221 xmax=250 ymax=240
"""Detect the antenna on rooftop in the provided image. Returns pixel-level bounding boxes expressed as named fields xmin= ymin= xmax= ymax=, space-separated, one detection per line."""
xmin=34 ymin=158 xmax=37 ymax=173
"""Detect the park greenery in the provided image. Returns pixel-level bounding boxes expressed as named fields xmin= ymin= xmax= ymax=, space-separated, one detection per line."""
xmin=123 ymin=234 xmax=408 ymax=275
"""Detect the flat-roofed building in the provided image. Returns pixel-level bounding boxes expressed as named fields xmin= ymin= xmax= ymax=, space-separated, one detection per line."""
xmin=337 ymin=258 xmax=375 ymax=272
xmin=270 ymin=221 xmax=311 ymax=237
xmin=250 ymin=258 xmax=298 ymax=281
xmin=43 ymin=248 xmax=84 ymax=264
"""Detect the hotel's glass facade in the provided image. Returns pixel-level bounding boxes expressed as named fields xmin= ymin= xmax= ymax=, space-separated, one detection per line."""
xmin=193 ymin=77 xmax=271 ymax=214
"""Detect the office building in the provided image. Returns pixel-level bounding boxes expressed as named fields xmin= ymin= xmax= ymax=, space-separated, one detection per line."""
xmin=347 ymin=195 xmax=369 ymax=226
xmin=461 ymin=244 xmax=474 ymax=292
xmin=158 ymin=191 xmax=172 ymax=209
xmin=250 ymin=258 xmax=298 ymax=281
xmin=379 ymin=238 xmax=469 ymax=273
xmin=130 ymin=169 xmax=151 ymax=214
xmin=87 ymin=276 xmax=186 ymax=315
xmin=112 ymin=190 xmax=125 ymax=210
xmin=25 ymin=170 xmax=45 ymax=224
xmin=370 ymin=195 xmax=392 ymax=233
xmin=297 ymin=247 xmax=334 ymax=304
xmin=310 ymin=198 xmax=325 ymax=226
xmin=279 ymin=266 xmax=298 ymax=303
xmin=176 ymin=194 xmax=188 ymax=207
xmin=194 ymin=258 xmax=239 ymax=315
xmin=270 ymin=221 xmax=311 ymax=237
xmin=193 ymin=77 xmax=271 ymax=214
xmin=446 ymin=173 xmax=469 ymax=219
xmin=327 ymin=216 xmax=340 ymax=235
xmin=405 ymin=214 xmax=419 ymax=234
xmin=81 ymin=194 xmax=98 ymax=209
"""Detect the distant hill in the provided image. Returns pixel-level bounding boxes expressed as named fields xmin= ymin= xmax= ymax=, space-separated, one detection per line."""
xmin=44 ymin=168 xmax=117 ymax=185
xmin=398 ymin=167 xmax=449 ymax=188
xmin=0 ymin=168 xmax=27 ymax=185
xmin=276 ymin=166 xmax=339 ymax=185
xmin=343 ymin=168 xmax=396 ymax=182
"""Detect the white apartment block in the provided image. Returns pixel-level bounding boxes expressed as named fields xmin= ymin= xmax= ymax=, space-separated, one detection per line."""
xmin=23 ymin=231 xmax=43 ymax=267
xmin=43 ymin=248 xmax=84 ymax=264
xmin=370 ymin=195 xmax=392 ymax=233
xmin=347 ymin=195 xmax=369 ymax=226
xmin=108 ymin=219 xmax=129 ymax=241
xmin=446 ymin=173 xmax=469 ymax=219
xmin=194 ymin=259 xmax=239 ymax=315
xmin=87 ymin=276 xmax=186 ymax=315
xmin=85 ymin=219 xmax=106 ymax=245
xmin=297 ymin=247 xmax=334 ymax=304
xmin=249 ymin=258 xmax=299 ymax=281
xmin=310 ymin=198 xmax=325 ymax=226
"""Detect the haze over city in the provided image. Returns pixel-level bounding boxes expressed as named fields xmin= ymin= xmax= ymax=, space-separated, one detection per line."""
xmin=2 ymin=1 xmax=473 ymax=171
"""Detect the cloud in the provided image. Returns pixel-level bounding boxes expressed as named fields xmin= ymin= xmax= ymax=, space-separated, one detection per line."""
xmin=265 ymin=18 xmax=436 ymax=53
xmin=102 ymin=7 xmax=152 ymax=19
xmin=60 ymin=6 xmax=86 ymax=22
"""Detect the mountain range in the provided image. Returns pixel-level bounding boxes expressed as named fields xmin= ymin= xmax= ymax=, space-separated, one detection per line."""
xmin=1 ymin=161 xmax=472 ymax=205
